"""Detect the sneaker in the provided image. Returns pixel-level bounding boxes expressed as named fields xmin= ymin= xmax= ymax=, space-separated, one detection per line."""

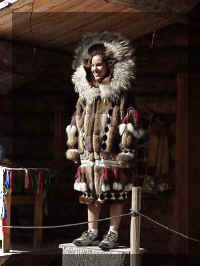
xmin=99 ymin=231 xmax=118 ymax=251
xmin=72 ymin=230 xmax=99 ymax=246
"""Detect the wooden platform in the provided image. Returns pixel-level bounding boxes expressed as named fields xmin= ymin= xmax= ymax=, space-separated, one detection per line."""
xmin=0 ymin=247 xmax=61 ymax=266
xmin=59 ymin=243 xmax=143 ymax=266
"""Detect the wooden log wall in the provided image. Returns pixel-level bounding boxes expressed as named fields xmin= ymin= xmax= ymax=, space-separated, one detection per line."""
xmin=119 ymin=23 xmax=191 ymax=255
xmin=125 ymin=22 xmax=200 ymax=263
xmin=0 ymin=41 xmax=73 ymax=167
xmin=1 ymin=22 xmax=199 ymax=259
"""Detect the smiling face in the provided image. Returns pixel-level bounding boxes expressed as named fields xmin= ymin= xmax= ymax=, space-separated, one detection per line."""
xmin=91 ymin=55 xmax=107 ymax=82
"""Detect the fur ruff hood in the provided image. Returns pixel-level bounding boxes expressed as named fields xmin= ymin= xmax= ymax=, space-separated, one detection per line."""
xmin=72 ymin=31 xmax=135 ymax=103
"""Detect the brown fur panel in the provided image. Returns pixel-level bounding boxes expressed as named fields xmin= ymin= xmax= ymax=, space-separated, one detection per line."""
xmin=96 ymin=100 xmax=112 ymax=114
xmin=93 ymin=113 xmax=107 ymax=135
xmin=85 ymin=136 xmax=93 ymax=152
xmin=66 ymin=132 xmax=78 ymax=148
xmin=78 ymin=134 xmax=84 ymax=153
xmin=106 ymin=126 xmax=119 ymax=152
xmin=120 ymin=130 xmax=134 ymax=150
xmin=111 ymin=105 xmax=120 ymax=127
xmin=84 ymin=114 xmax=94 ymax=136
xmin=93 ymin=135 xmax=101 ymax=152
xmin=65 ymin=149 xmax=80 ymax=162
xmin=84 ymin=165 xmax=94 ymax=191
xmin=94 ymin=166 xmax=104 ymax=195
xmin=75 ymin=100 xmax=86 ymax=131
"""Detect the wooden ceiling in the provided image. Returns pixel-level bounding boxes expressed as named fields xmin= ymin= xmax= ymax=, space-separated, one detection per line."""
xmin=0 ymin=0 xmax=199 ymax=94
xmin=0 ymin=0 xmax=199 ymax=52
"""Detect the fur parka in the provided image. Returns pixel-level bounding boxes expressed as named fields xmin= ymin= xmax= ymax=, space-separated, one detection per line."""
xmin=66 ymin=32 xmax=144 ymax=203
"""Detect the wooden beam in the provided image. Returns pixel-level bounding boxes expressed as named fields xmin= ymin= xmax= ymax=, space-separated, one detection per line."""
xmin=107 ymin=0 xmax=198 ymax=14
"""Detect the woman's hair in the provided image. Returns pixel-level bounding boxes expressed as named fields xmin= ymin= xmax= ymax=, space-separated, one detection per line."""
xmin=83 ymin=43 xmax=115 ymax=86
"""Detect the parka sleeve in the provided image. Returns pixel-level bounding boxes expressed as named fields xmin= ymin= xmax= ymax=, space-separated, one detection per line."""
xmin=65 ymin=100 xmax=81 ymax=163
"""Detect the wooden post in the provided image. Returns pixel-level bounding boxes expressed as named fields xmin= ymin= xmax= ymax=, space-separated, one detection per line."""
xmin=130 ymin=186 xmax=142 ymax=266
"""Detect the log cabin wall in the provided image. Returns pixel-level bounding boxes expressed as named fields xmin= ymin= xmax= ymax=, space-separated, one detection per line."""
xmin=0 ymin=21 xmax=199 ymax=261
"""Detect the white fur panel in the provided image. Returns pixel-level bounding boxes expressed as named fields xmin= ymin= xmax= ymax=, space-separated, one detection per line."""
xmin=113 ymin=182 xmax=123 ymax=191
xmin=74 ymin=182 xmax=87 ymax=192
xmin=119 ymin=123 xmax=126 ymax=136
xmin=101 ymin=184 xmax=110 ymax=192
xmin=119 ymin=123 xmax=145 ymax=139
xmin=126 ymin=123 xmax=134 ymax=134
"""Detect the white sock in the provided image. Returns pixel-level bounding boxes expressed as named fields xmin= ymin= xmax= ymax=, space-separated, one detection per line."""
xmin=88 ymin=228 xmax=98 ymax=235
xmin=108 ymin=226 xmax=118 ymax=236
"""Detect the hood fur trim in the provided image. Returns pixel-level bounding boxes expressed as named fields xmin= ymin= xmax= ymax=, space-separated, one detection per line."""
xmin=72 ymin=31 xmax=135 ymax=103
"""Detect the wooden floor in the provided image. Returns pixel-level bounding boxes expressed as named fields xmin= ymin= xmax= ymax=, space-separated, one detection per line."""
xmin=0 ymin=244 xmax=62 ymax=266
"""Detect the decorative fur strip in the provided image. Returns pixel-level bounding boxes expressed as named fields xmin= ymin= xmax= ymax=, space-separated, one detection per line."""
xmin=113 ymin=182 xmax=123 ymax=191
xmin=101 ymin=183 xmax=110 ymax=192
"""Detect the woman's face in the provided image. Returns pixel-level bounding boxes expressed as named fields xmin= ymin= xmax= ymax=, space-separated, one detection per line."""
xmin=91 ymin=55 xmax=107 ymax=82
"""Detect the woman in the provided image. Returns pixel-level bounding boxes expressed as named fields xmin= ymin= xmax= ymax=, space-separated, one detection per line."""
xmin=66 ymin=31 xmax=144 ymax=251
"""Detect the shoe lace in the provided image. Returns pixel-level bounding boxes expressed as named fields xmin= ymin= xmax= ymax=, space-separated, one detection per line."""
xmin=81 ymin=231 xmax=95 ymax=240
xmin=104 ymin=232 xmax=117 ymax=242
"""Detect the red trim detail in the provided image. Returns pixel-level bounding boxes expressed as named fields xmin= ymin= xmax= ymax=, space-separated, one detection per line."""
xmin=2 ymin=219 xmax=6 ymax=233
xmin=104 ymin=167 xmax=108 ymax=181
xmin=125 ymin=109 xmax=130 ymax=124
xmin=75 ymin=167 xmax=80 ymax=179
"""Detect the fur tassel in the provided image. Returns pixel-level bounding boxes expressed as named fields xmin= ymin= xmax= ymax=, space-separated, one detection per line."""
xmin=119 ymin=123 xmax=126 ymax=136
xmin=74 ymin=182 xmax=87 ymax=192
xmin=125 ymin=183 xmax=133 ymax=191
xmin=66 ymin=125 xmax=77 ymax=134
xmin=102 ymin=183 xmax=110 ymax=192
xmin=65 ymin=149 xmax=80 ymax=162
xmin=132 ymin=128 xmax=145 ymax=139
xmin=113 ymin=182 xmax=122 ymax=191
xmin=126 ymin=123 xmax=134 ymax=134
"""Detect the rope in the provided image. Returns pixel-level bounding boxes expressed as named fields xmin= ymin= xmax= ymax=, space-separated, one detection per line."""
xmin=1 ymin=211 xmax=133 ymax=229
xmin=1 ymin=210 xmax=199 ymax=244
xmin=136 ymin=210 xmax=200 ymax=243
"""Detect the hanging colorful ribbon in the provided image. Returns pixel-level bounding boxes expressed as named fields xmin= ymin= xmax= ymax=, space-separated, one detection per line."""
xmin=4 ymin=170 xmax=11 ymax=190
xmin=2 ymin=199 xmax=7 ymax=233
xmin=75 ymin=167 xmax=80 ymax=179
